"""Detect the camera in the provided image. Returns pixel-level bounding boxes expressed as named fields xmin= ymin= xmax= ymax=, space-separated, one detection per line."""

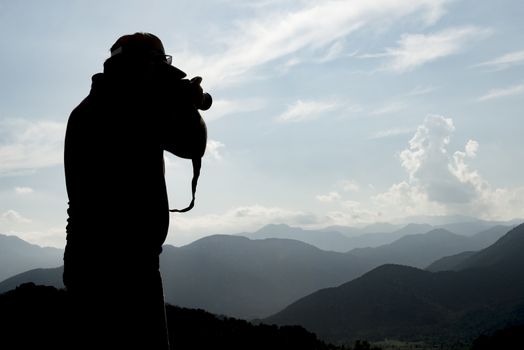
xmin=189 ymin=76 xmax=212 ymax=111
xmin=200 ymin=92 xmax=212 ymax=111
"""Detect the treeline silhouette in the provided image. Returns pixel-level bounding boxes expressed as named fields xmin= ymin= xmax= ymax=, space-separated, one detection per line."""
xmin=2 ymin=282 xmax=523 ymax=349
xmin=0 ymin=282 xmax=370 ymax=350
xmin=470 ymin=324 xmax=524 ymax=350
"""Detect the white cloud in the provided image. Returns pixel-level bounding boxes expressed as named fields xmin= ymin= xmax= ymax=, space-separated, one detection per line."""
xmin=341 ymin=179 xmax=360 ymax=192
xmin=277 ymin=99 xmax=341 ymax=123
xmin=0 ymin=119 xmax=65 ymax=174
xmin=3 ymin=227 xmax=66 ymax=249
xmin=473 ymin=49 xmax=524 ymax=71
xmin=406 ymin=85 xmax=438 ymax=96
xmin=362 ymin=26 xmax=491 ymax=73
xmin=168 ymin=204 xmax=319 ymax=244
xmin=464 ymin=139 xmax=479 ymax=157
xmin=399 ymin=115 xmax=479 ymax=203
xmin=316 ymin=191 xmax=342 ymax=202
xmin=0 ymin=209 xmax=32 ymax=224
xmin=178 ymin=0 xmax=451 ymax=87
xmin=372 ymin=181 xmax=447 ymax=219
xmin=371 ymin=101 xmax=406 ymax=115
xmin=400 ymin=115 xmax=454 ymax=181
xmin=204 ymin=98 xmax=265 ymax=122
xmin=339 ymin=200 xmax=380 ymax=222
xmin=370 ymin=127 xmax=415 ymax=139
xmin=206 ymin=139 xmax=225 ymax=160
xmin=477 ymin=83 xmax=524 ymax=101
xmin=317 ymin=40 xmax=346 ymax=63
xmin=372 ymin=115 xmax=524 ymax=221
xmin=15 ymin=186 xmax=34 ymax=194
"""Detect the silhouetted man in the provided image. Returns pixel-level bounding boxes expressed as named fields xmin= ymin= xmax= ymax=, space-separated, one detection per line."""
xmin=63 ymin=33 xmax=208 ymax=349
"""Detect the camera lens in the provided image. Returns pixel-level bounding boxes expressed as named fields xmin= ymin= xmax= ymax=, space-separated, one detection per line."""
xmin=200 ymin=93 xmax=212 ymax=111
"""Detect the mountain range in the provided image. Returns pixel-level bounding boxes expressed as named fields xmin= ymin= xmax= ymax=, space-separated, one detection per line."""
xmin=264 ymin=223 xmax=524 ymax=344
xmin=0 ymin=224 xmax=512 ymax=319
xmin=0 ymin=233 xmax=63 ymax=282
xmin=350 ymin=225 xmax=511 ymax=269
xmin=242 ymin=220 xmax=515 ymax=252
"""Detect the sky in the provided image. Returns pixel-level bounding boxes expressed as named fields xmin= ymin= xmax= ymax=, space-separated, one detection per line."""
xmin=0 ymin=0 xmax=523 ymax=248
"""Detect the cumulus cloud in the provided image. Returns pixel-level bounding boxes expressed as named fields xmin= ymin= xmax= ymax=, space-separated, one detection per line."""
xmin=399 ymin=115 xmax=478 ymax=203
xmin=477 ymin=83 xmax=524 ymax=101
xmin=473 ymin=49 xmax=524 ymax=71
xmin=372 ymin=181 xmax=447 ymax=219
xmin=0 ymin=119 xmax=65 ymax=174
xmin=178 ymin=0 xmax=451 ymax=87
xmin=362 ymin=26 xmax=491 ymax=73
xmin=464 ymin=139 xmax=479 ymax=157
xmin=373 ymin=115 xmax=524 ymax=221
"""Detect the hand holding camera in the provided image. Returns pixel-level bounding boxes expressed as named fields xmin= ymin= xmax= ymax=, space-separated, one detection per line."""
xmin=190 ymin=76 xmax=212 ymax=111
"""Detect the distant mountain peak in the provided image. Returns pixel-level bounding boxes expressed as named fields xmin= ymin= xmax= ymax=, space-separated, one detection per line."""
xmin=425 ymin=228 xmax=457 ymax=236
xmin=256 ymin=223 xmax=298 ymax=234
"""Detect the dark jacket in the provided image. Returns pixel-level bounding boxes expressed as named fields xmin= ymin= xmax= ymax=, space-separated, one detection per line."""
xmin=63 ymin=64 xmax=206 ymax=279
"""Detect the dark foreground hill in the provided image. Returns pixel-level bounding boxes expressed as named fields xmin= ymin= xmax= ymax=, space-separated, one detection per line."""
xmin=265 ymin=224 xmax=524 ymax=346
xmin=0 ymin=283 xmax=345 ymax=350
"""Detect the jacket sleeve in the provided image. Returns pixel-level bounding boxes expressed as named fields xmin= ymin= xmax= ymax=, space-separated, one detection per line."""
xmin=158 ymin=79 xmax=207 ymax=159
xmin=162 ymin=108 xmax=207 ymax=159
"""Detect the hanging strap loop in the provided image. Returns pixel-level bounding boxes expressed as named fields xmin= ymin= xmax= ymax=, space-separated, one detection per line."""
xmin=169 ymin=157 xmax=201 ymax=213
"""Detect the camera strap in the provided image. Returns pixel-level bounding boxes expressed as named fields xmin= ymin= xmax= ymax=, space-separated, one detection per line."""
xmin=169 ymin=157 xmax=201 ymax=213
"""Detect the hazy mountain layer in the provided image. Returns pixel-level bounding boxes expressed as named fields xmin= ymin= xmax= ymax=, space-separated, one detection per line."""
xmin=0 ymin=233 xmax=63 ymax=282
xmin=265 ymin=224 xmax=524 ymax=344
xmin=0 ymin=225 xmax=514 ymax=319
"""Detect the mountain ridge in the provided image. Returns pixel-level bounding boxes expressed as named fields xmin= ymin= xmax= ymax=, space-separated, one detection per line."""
xmin=0 ymin=233 xmax=63 ymax=282
xmin=264 ymin=223 xmax=524 ymax=344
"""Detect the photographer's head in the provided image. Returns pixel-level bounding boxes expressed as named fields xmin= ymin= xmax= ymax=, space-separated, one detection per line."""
xmin=104 ymin=32 xmax=172 ymax=76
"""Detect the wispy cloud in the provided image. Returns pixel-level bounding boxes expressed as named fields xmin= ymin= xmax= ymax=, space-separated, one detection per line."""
xmin=204 ymin=98 xmax=265 ymax=122
xmin=179 ymin=0 xmax=451 ymax=87
xmin=362 ymin=26 xmax=491 ymax=73
xmin=15 ymin=186 xmax=34 ymax=194
xmin=477 ymin=83 xmax=524 ymax=101
xmin=473 ymin=49 xmax=524 ymax=71
xmin=0 ymin=209 xmax=32 ymax=224
xmin=168 ymin=204 xmax=318 ymax=245
xmin=370 ymin=127 xmax=415 ymax=139
xmin=316 ymin=191 xmax=342 ymax=203
xmin=340 ymin=179 xmax=360 ymax=192
xmin=406 ymin=85 xmax=438 ymax=96
xmin=0 ymin=119 xmax=65 ymax=175
xmin=371 ymin=101 xmax=407 ymax=115
xmin=277 ymin=99 xmax=342 ymax=123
